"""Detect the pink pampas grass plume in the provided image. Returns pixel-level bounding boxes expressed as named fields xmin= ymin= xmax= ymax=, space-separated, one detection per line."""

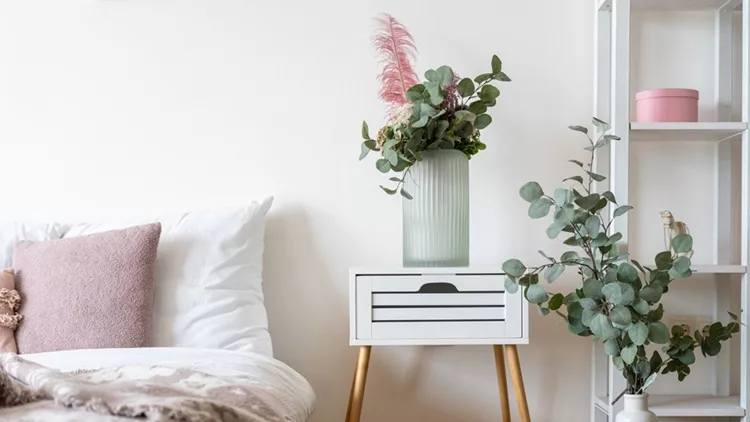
xmin=372 ymin=13 xmax=420 ymax=113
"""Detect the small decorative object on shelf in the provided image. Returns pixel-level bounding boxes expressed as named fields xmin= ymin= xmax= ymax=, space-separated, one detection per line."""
xmin=660 ymin=210 xmax=693 ymax=259
xmin=500 ymin=118 xmax=741 ymax=419
xmin=358 ymin=13 xmax=510 ymax=268
xmin=635 ymin=88 xmax=699 ymax=122
xmin=616 ymin=394 xmax=657 ymax=422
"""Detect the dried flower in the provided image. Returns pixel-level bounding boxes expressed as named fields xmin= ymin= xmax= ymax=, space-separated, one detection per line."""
xmin=388 ymin=102 xmax=414 ymax=126
xmin=437 ymin=74 xmax=460 ymax=112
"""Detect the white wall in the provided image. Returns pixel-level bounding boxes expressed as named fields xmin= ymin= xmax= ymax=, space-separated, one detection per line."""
xmin=0 ymin=1 xmax=736 ymax=421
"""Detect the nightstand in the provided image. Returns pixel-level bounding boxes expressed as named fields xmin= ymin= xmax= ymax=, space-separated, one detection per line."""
xmin=345 ymin=267 xmax=531 ymax=422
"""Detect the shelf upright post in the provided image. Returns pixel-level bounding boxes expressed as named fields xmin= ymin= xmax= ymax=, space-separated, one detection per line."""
xmin=741 ymin=1 xmax=750 ymax=419
xmin=592 ymin=2 xmax=612 ymax=421
xmin=609 ymin=0 xmax=631 ymax=416
xmin=714 ymin=2 xmax=735 ymax=398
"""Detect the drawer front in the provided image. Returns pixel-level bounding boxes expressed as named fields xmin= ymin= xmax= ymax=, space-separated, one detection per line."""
xmin=354 ymin=274 xmax=524 ymax=342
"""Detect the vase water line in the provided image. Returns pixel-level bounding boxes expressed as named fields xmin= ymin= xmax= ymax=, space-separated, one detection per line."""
xmin=402 ymin=150 xmax=469 ymax=267
xmin=615 ymin=395 xmax=658 ymax=422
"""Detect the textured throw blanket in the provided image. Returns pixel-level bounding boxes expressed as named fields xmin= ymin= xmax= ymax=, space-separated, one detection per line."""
xmin=0 ymin=353 xmax=293 ymax=421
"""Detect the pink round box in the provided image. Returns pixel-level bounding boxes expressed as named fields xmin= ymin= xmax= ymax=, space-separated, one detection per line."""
xmin=635 ymin=88 xmax=699 ymax=122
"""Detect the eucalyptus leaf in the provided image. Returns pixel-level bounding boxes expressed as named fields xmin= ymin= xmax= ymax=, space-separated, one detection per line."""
xmin=359 ymin=142 xmax=371 ymax=160
xmin=468 ymin=101 xmax=487 ymax=115
xmin=648 ymin=322 xmax=670 ymax=344
xmin=590 ymin=313 xmax=619 ymax=340
xmin=602 ymin=282 xmax=635 ymax=306
xmin=585 ymin=216 xmax=600 ymax=236
xmin=546 ymin=222 xmax=566 ymax=239
xmin=544 ymin=264 xmax=565 ymax=283
xmin=586 ymin=171 xmax=606 ymax=182
xmin=526 ymin=284 xmax=548 ymax=304
xmin=583 ymin=278 xmax=603 ymax=300
xmin=590 ymin=233 xmax=609 ymax=248
xmin=376 ymin=158 xmax=391 ymax=173
xmin=602 ymin=191 xmax=617 ymax=204
xmin=628 ymin=321 xmax=649 ymax=346
xmin=632 ymin=299 xmax=650 ymax=315
xmin=655 ymin=251 xmax=673 ymax=271
xmin=379 ymin=186 xmax=397 ymax=195
xmin=609 ymin=305 xmax=632 ymax=326
xmin=400 ymin=189 xmax=412 ymax=200
xmin=529 ymin=197 xmax=554 ymax=219
xmin=617 ymin=263 xmax=638 ymax=283
xmin=604 ymin=338 xmax=620 ymax=357
xmin=673 ymin=256 xmax=691 ymax=273
xmin=502 ymin=259 xmax=526 ymax=277
xmin=548 ymin=293 xmax=564 ymax=311
xmin=621 ymin=344 xmax=637 ymax=364
xmin=475 ymin=114 xmax=492 ymax=130
xmin=457 ymin=78 xmax=475 ymax=98
xmin=560 ymin=251 xmax=580 ymax=264
xmin=672 ymin=234 xmax=693 ymax=254
xmin=575 ymin=194 xmax=600 ymax=210
xmin=563 ymin=176 xmax=584 ymax=185
xmin=504 ymin=277 xmax=519 ymax=294
xmin=677 ymin=349 xmax=696 ymax=365
xmin=454 ymin=110 xmax=477 ymax=123
xmin=361 ymin=121 xmax=370 ymax=140
xmin=491 ymin=55 xmax=503 ymax=74
xmin=568 ymin=126 xmax=588 ymax=134
xmin=481 ymin=84 xmax=500 ymax=99
xmin=579 ymin=298 xmax=598 ymax=310
xmin=519 ymin=182 xmax=543 ymax=203
xmin=639 ymin=284 xmax=663 ymax=304
xmin=582 ymin=308 xmax=598 ymax=326
xmin=613 ymin=205 xmax=634 ymax=218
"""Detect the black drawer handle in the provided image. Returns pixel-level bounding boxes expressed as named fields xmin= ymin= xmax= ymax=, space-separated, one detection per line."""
xmin=417 ymin=282 xmax=459 ymax=294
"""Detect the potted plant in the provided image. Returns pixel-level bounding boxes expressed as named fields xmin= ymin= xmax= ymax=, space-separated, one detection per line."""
xmin=501 ymin=118 xmax=740 ymax=421
xmin=358 ymin=13 xmax=510 ymax=268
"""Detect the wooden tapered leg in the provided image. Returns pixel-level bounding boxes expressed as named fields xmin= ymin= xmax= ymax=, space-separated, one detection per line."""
xmin=505 ymin=345 xmax=531 ymax=422
xmin=493 ymin=345 xmax=512 ymax=422
xmin=345 ymin=346 xmax=372 ymax=422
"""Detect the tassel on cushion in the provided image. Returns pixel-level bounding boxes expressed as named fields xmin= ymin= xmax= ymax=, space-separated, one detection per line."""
xmin=0 ymin=269 xmax=21 ymax=353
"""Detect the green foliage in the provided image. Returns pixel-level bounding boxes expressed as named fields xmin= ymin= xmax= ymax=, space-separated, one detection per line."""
xmin=500 ymin=118 xmax=741 ymax=400
xmin=359 ymin=55 xmax=510 ymax=198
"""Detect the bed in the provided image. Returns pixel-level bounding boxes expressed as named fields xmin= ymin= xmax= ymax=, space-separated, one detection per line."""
xmin=0 ymin=197 xmax=316 ymax=421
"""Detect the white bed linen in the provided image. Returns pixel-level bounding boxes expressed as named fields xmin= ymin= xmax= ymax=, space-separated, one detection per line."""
xmin=19 ymin=347 xmax=315 ymax=421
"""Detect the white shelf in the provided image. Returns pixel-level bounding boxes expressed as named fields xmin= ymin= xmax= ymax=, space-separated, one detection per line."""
xmin=693 ymin=264 xmax=747 ymax=274
xmin=630 ymin=0 xmax=741 ymax=11
xmin=630 ymin=122 xmax=747 ymax=142
xmin=596 ymin=395 xmax=744 ymax=417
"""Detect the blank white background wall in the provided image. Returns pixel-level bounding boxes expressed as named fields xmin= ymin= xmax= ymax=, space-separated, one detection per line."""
xmin=0 ymin=1 xmax=731 ymax=421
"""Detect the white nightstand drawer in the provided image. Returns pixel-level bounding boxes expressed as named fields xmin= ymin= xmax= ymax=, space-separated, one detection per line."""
xmin=350 ymin=269 xmax=528 ymax=345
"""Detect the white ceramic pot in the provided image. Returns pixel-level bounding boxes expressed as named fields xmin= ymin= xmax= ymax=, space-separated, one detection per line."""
xmin=615 ymin=394 xmax=658 ymax=422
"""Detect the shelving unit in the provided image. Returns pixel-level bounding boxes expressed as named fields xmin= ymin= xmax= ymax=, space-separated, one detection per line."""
xmin=592 ymin=0 xmax=750 ymax=420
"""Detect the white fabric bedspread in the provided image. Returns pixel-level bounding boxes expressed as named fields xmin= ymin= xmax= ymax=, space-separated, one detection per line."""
xmin=0 ymin=347 xmax=315 ymax=421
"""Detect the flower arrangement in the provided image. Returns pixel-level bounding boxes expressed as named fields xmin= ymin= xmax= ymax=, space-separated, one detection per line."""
xmin=359 ymin=14 xmax=511 ymax=199
xmin=502 ymin=118 xmax=740 ymax=401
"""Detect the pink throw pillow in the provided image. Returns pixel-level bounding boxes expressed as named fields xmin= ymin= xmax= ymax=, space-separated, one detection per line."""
xmin=0 ymin=269 xmax=21 ymax=353
xmin=12 ymin=223 xmax=162 ymax=354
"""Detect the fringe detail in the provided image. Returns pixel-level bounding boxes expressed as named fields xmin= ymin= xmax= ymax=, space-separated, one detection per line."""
xmin=0 ymin=289 xmax=21 ymax=312
xmin=0 ymin=314 xmax=21 ymax=330
xmin=0 ymin=288 xmax=22 ymax=330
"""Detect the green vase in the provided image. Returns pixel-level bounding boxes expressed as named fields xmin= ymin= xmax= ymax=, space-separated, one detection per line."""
xmin=402 ymin=150 xmax=470 ymax=267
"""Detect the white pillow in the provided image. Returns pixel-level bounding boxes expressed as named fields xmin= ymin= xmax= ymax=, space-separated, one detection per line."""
xmin=60 ymin=197 xmax=275 ymax=357
xmin=0 ymin=222 xmax=66 ymax=267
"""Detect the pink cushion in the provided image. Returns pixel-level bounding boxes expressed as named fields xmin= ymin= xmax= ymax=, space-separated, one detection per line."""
xmin=0 ymin=269 xmax=21 ymax=353
xmin=12 ymin=223 xmax=162 ymax=354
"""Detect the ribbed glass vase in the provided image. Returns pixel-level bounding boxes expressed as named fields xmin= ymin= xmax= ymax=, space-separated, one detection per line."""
xmin=402 ymin=150 xmax=469 ymax=267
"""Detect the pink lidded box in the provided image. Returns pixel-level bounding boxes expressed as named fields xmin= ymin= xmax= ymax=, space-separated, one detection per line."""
xmin=635 ymin=88 xmax=699 ymax=122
